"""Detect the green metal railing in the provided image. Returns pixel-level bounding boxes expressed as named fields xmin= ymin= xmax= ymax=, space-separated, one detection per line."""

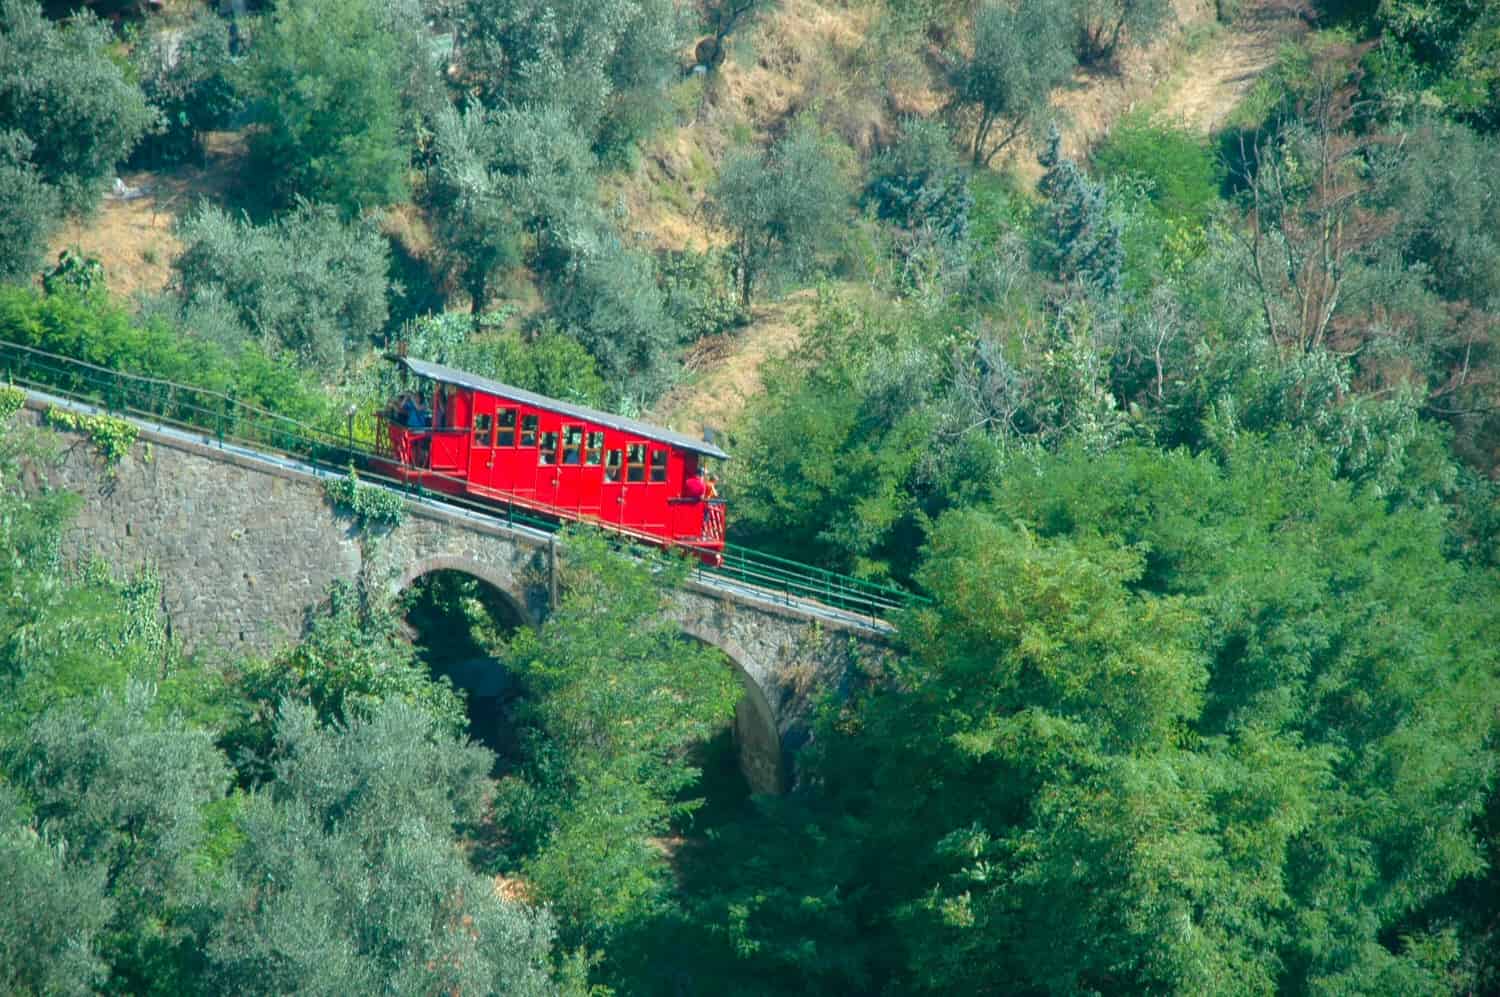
xmin=0 ymin=339 xmax=926 ymax=622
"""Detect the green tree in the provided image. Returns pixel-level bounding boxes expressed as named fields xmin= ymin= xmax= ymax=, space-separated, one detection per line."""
xmin=1038 ymin=125 xmax=1124 ymax=302
xmin=173 ymin=201 xmax=391 ymax=369
xmin=947 ymin=0 xmax=1075 ymax=166
xmin=0 ymin=0 xmax=153 ymax=211
xmin=248 ymin=0 xmax=408 ymax=212
xmin=1071 ymin=0 xmax=1171 ymax=65
xmin=425 ymin=105 xmax=522 ymax=313
xmin=0 ymin=131 xmax=59 ymax=284
xmin=497 ymin=531 xmax=739 ymax=949
xmin=5 ymin=684 xmax=231 ymax=990
xmin=0 ymin=783 xmax=111 ymax=997
xmin=710 ymin=119 xmax=850 ymax=306
xmin=203 ymin=702 xmax=571 ymax=996
xmin=456 ymin=0 xmax=680 ymax=152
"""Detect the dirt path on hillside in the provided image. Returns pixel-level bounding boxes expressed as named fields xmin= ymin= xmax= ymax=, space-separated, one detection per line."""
xmin=1154 ymin=0 xmax=1308 ymax=134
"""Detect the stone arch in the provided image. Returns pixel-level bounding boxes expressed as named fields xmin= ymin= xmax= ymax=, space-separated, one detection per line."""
xmin=680 ymin=627 xmax=785 ymax=796
xmin=393 ymin=554 xmax=535 ymax=629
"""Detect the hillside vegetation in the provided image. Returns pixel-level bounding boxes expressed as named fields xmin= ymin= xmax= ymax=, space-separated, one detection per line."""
xmin=2 ymin=0 xmax=1500 ymax=991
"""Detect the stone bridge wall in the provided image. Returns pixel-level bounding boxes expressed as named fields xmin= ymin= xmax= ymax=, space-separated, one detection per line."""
xmin=20 ymin=403 xmax=888 ymax=792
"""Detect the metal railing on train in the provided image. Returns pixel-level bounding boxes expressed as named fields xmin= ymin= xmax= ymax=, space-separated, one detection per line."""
xmin=0 ymin=339 xmax=927 ymax=622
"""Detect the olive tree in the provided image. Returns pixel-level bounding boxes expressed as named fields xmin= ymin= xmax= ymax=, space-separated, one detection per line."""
xmin=947 ymin=0 xmax=1075 ymax=166
xmin=1072 ymin=0 xmax=1172 ymax=65
xmin=710 ymin=119 xmax=850 ymax=307
xmin=173 ymin=202 xmax=391 ymax=370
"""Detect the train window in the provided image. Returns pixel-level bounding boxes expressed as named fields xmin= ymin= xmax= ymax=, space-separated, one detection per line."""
xmin=473 ymin=413 xmax=493 ymax=447
xmin=604 ymin=449 xmax=623 ymax=482
xmin=520 ymin=414 xmax=538 ymax=447
xmin=649 ymin=449 xmax=668 ymax=483
xmin=585 ymin=431 xmax=604 ymax=465
xmin=626 ymin=443 xmax=647 ymax=482
xmin=496 ymin=408 xmax=517 ymax=446
xmin=538 ymin=431 xmax=559 ymax=465
xmin=562 ymin=426 xmax=583 ymax=465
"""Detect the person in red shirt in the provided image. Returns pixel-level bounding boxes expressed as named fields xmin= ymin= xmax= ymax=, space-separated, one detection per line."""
xmin=684 ymin=471 xmax=707 ymax=500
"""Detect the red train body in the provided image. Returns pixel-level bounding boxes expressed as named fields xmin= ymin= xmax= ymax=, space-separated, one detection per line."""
xmin=369 ymin=356 xmax=728 ymax=562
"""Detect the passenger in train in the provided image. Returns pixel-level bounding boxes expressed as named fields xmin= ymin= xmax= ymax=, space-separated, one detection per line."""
xmin=684 ymin=470 xmax=707 ymax=500
xmin=704 ymin=473 xmax=719 ymax=500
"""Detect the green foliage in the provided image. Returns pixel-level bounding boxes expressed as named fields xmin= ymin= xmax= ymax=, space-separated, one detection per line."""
xmin=248 ymin=0 xmax=408 ymax=212
xmin=547 ymin=229 xmax=685 ymax=400
xmin=0 ymin=0 xmax=153 ymax=212
xmin=1091 ymin=114 xmax=1223 ymax=220
xmin=457 ymin=0 xmax=681 ymax=154
xmin=42 ymin=407 xmax=139 ymax=465
xmin=0 ymin=131 xmax=60 ymax=284
xmin=4 ymin=683 xmax=231 ymax=990
xmin=323 ymin=466 xmax=407 ymax=527
xmin=424 ymin=105 xmax=523 ymax=313
xmin=497 ymin=530 xmax=739 ymax=949
xmin=0 ymin=384 xmax=22 ymax=419
xmin=173 ymin=201 xmax=391 ymax=369
xmin=229 ymin=581 xmax=467 ymax=775
xmin=41 ymin=248 xmax=107 ymax=299
xmin=0 ymin=284 xmax=331 ymax=428
xmin=1038 ymin=125 xmax=1124 ymax=302
xmin=1362 ymin=0 xmax=1500 ymax=128
xmin=710 ymin=118 xmax=851 ymax=306
xmin=657 ymin=248 xmax=749 ymax=340
xmin=947 ymin=0 xmax=1075 ymax=165
xmin=0 ymin=783 xmax=111 ymax=996
xmin=864 ymin=117 xmax=972 ymax=243
xmin=130 ymin=9 xmax=243 ymax=166
xmin=204 ymin=701 xmax=569 ymax=997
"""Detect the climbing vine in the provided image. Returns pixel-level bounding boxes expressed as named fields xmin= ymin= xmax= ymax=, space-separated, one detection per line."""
xmin=43 ymin=407 xmax=139 ymax=464
xmin=324 ymin=466 xmax=406 ymax=527
xmin=0 ymin=385 xmax=23 ymax=420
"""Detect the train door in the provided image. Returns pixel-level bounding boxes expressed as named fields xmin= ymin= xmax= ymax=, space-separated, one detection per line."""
xmin=600 ymin=441 xmax=629 ymax=527
xmin=533 ymin=419 xmax=562 ymax=507
xmin=509 ymin=410 xmax=539 ymax=500
xmin=467 ymin=393 xmax=496 ymax=489
xmin=553 ymin=424 xmax=600 ymax=520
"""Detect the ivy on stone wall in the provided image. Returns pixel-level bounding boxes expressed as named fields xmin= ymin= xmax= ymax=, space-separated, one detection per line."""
xmin=324 ymin=466 xmax=407 ymax=527
xmin=42 ymin=407 xmax=139 ymax=465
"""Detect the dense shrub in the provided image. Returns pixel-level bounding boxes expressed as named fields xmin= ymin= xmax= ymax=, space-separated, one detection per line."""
xmin=173 ymin=201 xmax=391 ymax=370
xmin=1071 ymin=0 xmax=1172 ymax=65
xmin=1091 ymin=115 xmax=1222 ymax=219
xmin=864 ymin=117 xmax=972 ymax=243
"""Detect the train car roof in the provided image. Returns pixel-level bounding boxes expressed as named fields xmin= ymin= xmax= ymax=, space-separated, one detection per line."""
xmin=395 ymin=355 xmax=731 ymax=460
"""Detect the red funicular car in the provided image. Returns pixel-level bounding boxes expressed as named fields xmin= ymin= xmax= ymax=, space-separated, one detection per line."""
xmin=371 ymin=356 xmax=729 ymax=561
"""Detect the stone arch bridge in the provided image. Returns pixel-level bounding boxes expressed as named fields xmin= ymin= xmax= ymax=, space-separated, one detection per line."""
xmin=20 ymin=397 xmax=893 ymax=794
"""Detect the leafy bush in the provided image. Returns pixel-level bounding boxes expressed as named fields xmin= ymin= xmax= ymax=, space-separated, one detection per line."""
xmin=424 ymin=105 xmax=522 ymax=313
xmin=42 ymin=408 xmax=140 ymax=466
xmin=1038 ymin=126 xmax=1124 ymax=302
xmin=0 ymin=0 xmax=154 ymax=212
xmin=0 ymin=284 xmax=331 ymax=426
xmin=1091 ymin=115 xmax=1222 ymax=219
xmin=0 ymin=131 xmax=59 ymax=284
xmin=173 ymin=201 xmax=391 ymax=370
xmin=658 ymin=248 xmax=749 ymax=339
xmin=248 ymin=0 xmax=408 ymax=212
xmin=323 ymin=467 xmax=407 ymax=526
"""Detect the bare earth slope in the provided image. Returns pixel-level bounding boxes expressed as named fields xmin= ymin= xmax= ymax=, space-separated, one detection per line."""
xmin=1155 ymin=0 xmax=1308 ymax=133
